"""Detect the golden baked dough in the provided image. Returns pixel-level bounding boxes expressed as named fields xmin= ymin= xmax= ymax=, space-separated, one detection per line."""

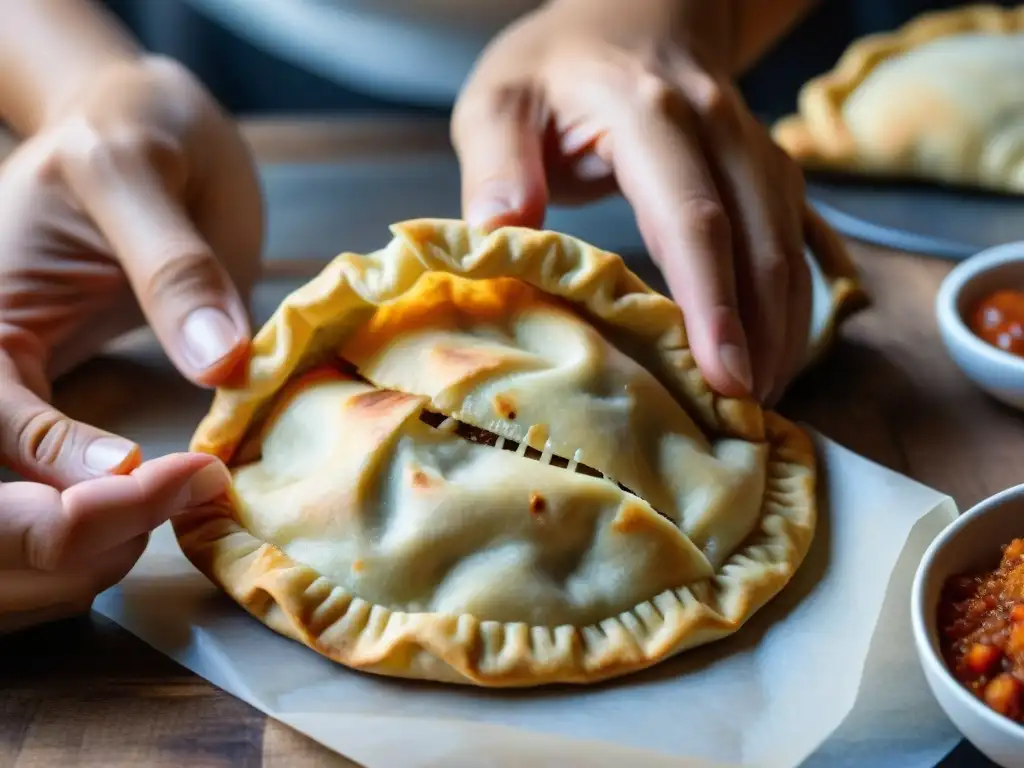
xmin=772 ymin=5 xmax=1024 ymax=194
xmin=173 ymin=219 xmax=860 ymax=687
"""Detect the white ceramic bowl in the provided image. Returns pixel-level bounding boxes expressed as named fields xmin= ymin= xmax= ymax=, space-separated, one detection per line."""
xmin=935 ymin=241 xmax=1024 ymax=411
xmin=912 ymin=483 xmax=1024 ymax=767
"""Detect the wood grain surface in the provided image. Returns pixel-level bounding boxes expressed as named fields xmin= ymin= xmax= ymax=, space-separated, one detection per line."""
xmin=0 ymin=119 xmax=1014 ymax=767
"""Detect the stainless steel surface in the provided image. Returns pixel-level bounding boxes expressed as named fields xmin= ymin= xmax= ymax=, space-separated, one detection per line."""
xmin=808 ymin=174 xmax=1024 ymax=261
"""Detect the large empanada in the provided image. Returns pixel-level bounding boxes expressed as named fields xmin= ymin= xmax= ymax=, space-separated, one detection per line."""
xmin=174 ymin=219 xmax=861 ymax=687
xmin=772 ymin=5 xmax=1024 ymax=194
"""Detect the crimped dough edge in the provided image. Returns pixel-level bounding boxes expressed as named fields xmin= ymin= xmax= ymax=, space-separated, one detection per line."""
xmin=174 ymin=218 xmax=825 ymax=686
xmin=173 ymin=412 xmax=814 ymax=687
xmin=771 ymin=4 xmax=1024 ymax=186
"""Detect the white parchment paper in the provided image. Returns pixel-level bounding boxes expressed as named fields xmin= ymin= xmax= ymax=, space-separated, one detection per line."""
xmin=56 ymin=282 xmax=963 ymax=768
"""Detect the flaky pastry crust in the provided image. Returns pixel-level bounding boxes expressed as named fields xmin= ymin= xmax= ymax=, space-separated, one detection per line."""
xmin=173 ymin=219 xmax=857 ymax=687
xmin=772 ymin=5 xmax=1024 ymax=193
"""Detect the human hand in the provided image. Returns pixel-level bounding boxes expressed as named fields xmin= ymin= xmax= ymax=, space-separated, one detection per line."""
xmin=453 ymin=0 xmax=826 ymax=405
xmin=0 ymin=55 xmax=262 ymax=629
xmin=0 ymin=453 xmax=230 ymax=634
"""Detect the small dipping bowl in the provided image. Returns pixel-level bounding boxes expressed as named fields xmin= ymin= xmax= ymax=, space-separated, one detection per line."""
xmin=935 ymin=241 xmax=1024 ymax=411
xmin=912 ymin=484 xmax=1024 ymax=767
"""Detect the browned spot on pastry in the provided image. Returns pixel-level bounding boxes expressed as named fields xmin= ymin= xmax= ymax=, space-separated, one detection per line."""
xmin=346 ymin=388 xmax=419 ymax=416
xmin=430 ymin=344 xmax=505 ymax=380
xmin=293 ymin=364 xmax=349 ymax=388
xmin=352 ymin=559 xmax=365 ymax=573
xmin=529 ymin=492 xmax=546 ymax=516
xmin=409 ymin=467 xmax=435 ymax=488
xmin=493 ymin=394 xmax=517 ymax=420
xmin=338 ymin=274 xmax=558 ymax=381
xmin=611 ymin=502 xmax=654 ymax=534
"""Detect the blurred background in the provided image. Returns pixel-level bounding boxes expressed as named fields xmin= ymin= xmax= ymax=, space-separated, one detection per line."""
xmin=99 ymin=0 xmax=979 ymax=123
xmin=92 ymin=0 xmax=1020 ymax=265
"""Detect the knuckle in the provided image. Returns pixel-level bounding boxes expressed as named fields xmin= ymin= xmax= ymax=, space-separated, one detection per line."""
xmin=480 ymin=83 xmax=537 ymax=120
xmin=142 ymin=248 xmax=224 ymax=304
xmin=688 ymin=73 xmax=728 ymax=116
xmin=686 ymin=75 xmax=739 ymax=131
xmin=55 ymin=120 xmax=182 ymax=186
xmin=633 ymin=71 xmax=679 ymax=114
xmin=757 ymin=249 xmax=791 ymax=287
xmin=0 ymin=323 xmax=44 ymax=360
xmin=142 ymin=55 xmax=195 ymax=88
xmin=680 ymin=197 xmax=730 ymax=244
xmin=12 ymin=406 xmax=71 ymax=469
xmin=24 ymin=489 xmax=74 ymax=571
xmin=57 ymin=123 xmax=141 ymax=171
xmin=140 ymin=56 xmax=210 ymax=125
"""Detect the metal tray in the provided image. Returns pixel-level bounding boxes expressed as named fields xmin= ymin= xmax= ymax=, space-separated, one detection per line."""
xmin=807 ymin=172 xmax=1024 ymax=261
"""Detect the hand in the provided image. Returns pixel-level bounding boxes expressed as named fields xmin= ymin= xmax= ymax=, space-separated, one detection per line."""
xmin=0 ymin=55 xmax=262 ymax=629
xmin=453 ymin=0 xmax=819 ymax=405
xmin=0 ymin=453 xmax=229 ymax=634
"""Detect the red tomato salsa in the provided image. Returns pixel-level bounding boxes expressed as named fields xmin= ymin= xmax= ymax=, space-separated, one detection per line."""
xmin=938 ymin=539 xmax=1024 ymax=722
xmin=970 ymin=289 xmax=1024 ymax=358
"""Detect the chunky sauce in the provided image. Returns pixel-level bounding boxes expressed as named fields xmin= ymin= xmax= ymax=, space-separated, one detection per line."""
xmin=939 ymin=539 xmax=1024 ymax=722
xmin=970 ymin=289 xmax=1024 ymax=358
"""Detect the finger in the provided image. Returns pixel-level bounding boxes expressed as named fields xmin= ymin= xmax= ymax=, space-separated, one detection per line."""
xmin=803 ymin=202 xmax=858 ymax=283
xmin=0 ymin=600 xmax=93 ymax=635
xmin=766 ymin=253 xmax=812 ymax=408
xmin=47 ymin=294 xmax=146 ymax=381
xmin=0 ymin=452 xmax=230 ymax=571
xmin=452 ymin=82 xmax=549 ymax=231
xmin=56 ymin=130 xmax=250 ymax=387
xmin=0 ymin=332 xmax=141 ymax=488
xmin=606 ymin=80 xmax=752 ymax=397
xmin=766 ymin=158 xmax=813 ymax=406
xmin=0 ymin=533 xmax=148 ymax=613
xmin=681 ymin=75 xmax=793 ymax=402
xmin=544 ymin=121 xmax=621 ymax=205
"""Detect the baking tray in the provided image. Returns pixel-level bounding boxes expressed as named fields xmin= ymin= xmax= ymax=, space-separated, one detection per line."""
xmin=806 ymin=172 xmax=1024 ymax=261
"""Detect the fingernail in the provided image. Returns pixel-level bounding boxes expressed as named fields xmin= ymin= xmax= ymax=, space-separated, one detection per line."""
xmin=719 ymin=343 xmax=754 ymax=394
xmin=467 ymin=198 xmax=514 ymax=229
xmin=560 ymin=123 xmax=601 ymax=156
xmin=573 ymin=152 xmax=613 ymax=181
xmin=182 ymin=307 xmax=241 ymax=371
xmin=185 ymin=461 xmax=231 ymax=506
xmin=467 ymin=183 xmax=523 ymax=229
xmin=84 ymin=437 xmax=138 ymax=475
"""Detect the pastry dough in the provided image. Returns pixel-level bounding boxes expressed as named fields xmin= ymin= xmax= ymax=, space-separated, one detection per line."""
xmin=772 ymin=5 xmax=1024 ymax=194
xmin=174 ymin=219 xmax=859 ymax=687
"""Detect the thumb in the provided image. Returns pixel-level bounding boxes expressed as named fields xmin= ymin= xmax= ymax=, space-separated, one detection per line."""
xmin=58 ymin=135 xmax=251 ymax=388
xmin=0 ymin=336 xmax=140 ymax=489
xmin=452 ymin=84 xmax=549 ymax=231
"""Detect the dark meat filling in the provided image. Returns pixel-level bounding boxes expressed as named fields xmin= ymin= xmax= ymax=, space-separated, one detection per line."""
xmin=338 ymin=358 xmax=653 ymax=510
xmin=417 ymin=409 xmax=638 ymax=498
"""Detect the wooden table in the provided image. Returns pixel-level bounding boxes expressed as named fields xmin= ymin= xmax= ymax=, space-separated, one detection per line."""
xmin=0 ymin=119 xmax=1017 ymax=767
